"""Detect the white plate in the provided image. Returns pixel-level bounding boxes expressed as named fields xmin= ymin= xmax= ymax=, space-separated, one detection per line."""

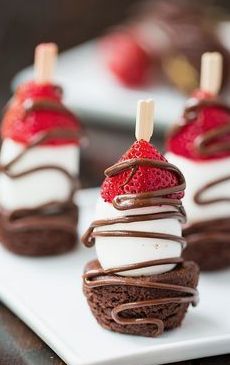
xmin=0 ymin=188 xmax=229 ymax=365
xmin=12 ymin=40 xmax=185 ymax=129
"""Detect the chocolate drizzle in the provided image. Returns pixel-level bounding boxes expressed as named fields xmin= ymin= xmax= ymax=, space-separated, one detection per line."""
xmin=194 ymin=175 xmax=230 ymax=205
xmin=82 ymin=158 xmax=186 ymax=247
xmin=183 ymin=99 xmax=230 ymax=158
xmin=184 ymin=174 xmax=230 ymax=251
xmin=23 ymin=98 xmax=78 ymax=121
xmin=83 ymin=157 xmax=198 ymax=335
xmin=183 ymin=98 xmax=230 ymax=121
xmin=0 ymin=98 xmax=81 ymax=235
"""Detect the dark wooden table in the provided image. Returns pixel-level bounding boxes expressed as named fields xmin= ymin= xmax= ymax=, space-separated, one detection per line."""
xmin=0 ymin=124 xmax=229 ymax=365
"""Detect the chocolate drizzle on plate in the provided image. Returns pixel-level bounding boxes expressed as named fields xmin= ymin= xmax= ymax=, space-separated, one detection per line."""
xmin=83 ymin=157 xmax=198 ymax=336
xmin=0 ymin=98 xmax=81 ymax=235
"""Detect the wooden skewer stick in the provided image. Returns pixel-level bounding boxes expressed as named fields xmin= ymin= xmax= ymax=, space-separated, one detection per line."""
xmin=200 ymin=52 xmax=223 ymax=95
xmin=34 ymin=43 xmax=58 ymax=83
xmin=135 ymin=99 xmax=154 ymax=142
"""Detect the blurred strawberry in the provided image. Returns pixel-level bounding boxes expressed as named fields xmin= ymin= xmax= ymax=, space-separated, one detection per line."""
xmin=167 ymin=93 xmax=230 ymax=160
xmin=100 ymin=32 xmax=152 ymax=87
xmin=2 ymin=81 xmax=81 ymax=146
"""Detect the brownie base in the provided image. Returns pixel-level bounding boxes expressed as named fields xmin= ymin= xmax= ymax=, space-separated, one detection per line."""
xmin=83 ymin=260 xmax=199 ymax=337
xmin=0 ymin=207 xmax=78 ymax=256
xmin=183 ymin=238 xmax=230 ymax=271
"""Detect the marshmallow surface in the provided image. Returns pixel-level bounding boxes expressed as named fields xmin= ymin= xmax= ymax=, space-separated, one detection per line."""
xmin=166 ymin=153 xmax=230 ymax=223
xmin=94 ymin=196 xmax=182 ymax=276
xmin=0 ymin=138 xmax=79 ymax=210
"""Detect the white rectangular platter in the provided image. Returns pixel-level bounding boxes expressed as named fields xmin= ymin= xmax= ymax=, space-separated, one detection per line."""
xmin=0 ymin=188 xmax=229 ymax=365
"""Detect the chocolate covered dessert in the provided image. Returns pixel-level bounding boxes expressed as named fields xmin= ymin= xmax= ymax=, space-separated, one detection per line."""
xmin=166 ymin=52 xmax=230 ymax=270
xmin=0 ymin=43 xmax=82 ymax=256
xmin=82 ymin=99 xmax=199 ymax=337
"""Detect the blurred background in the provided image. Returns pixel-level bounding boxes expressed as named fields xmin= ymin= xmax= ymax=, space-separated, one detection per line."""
xmin=2 ymin=0 xmax=230 ymax=187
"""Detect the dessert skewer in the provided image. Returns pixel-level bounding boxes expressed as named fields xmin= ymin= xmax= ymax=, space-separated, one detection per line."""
xmin=166 ymin=52 xmax=230 ymax=270
xmin=82 ymin=99 xmax=199 ymax=337
xmin=0 ymin=43 xmax=82 ymax=256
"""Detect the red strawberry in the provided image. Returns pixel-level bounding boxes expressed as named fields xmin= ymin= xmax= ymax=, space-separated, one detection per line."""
xmin=15 ymin=81 xmax=62 ymax=103
xmin=167 ymin=94 xmax=230 ymax=161
xmin=100 ymin=32 xmax=151 ymax=87
xmin=101 ymin=139 xmax=184 ymax=203
xmin=2 ymin=81 xmax=81 ymax=146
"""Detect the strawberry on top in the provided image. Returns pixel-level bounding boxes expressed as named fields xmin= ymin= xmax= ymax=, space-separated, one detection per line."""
xmin=2 ymin=81 xmax=81 ymax=146
xmin=167 ymin=53 xmax=230 ymax=161
xmin=167 ymin=90 xmax=230 ymax=161
xmin=101 ymin=139 xmax=184 ymax=203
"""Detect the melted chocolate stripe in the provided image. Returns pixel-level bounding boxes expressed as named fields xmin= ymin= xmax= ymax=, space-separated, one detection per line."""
xmin=105 ymin=158 xmax=186 ymax=189
xmin=3 ymin=164 xmax=74 ymax=180
xmin=195 ymin=124 xmax=230 ymax=156
xmin=113 ymin=193 xmax=184 ymax=210
xmin=92 ymin=230 xmax=186 ymax=246
xmin=0 ymin=201 xmax=77 ymax=233
xmin=189 ymin=169 xmax=230 ymax=246
xmin=184 ymin=98 xmax=230 ymax=119
xmin=194 ymin=175 xmax=230 ymax=205
xmin=23 ymin=99 xmax=77 ymax=121
xmin=3 ymin=128 xmax=80 ymax=171
xmin=183 ymin=99 xmax=230 ymax=157
xmin=82 ymin=211 xmax=186 ymax=247
xmin=84 ymin=257 xmax=183 ymax=278
xmin=111 ymin=294 xmax=196 ymax=336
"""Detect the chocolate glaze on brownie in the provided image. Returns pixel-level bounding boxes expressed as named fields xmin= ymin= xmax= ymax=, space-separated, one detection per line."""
xmin=83 ymin=259 xmax=199 ymax=337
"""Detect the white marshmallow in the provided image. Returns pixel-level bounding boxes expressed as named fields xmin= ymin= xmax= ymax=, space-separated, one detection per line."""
xmin=94 ymin=196 xmax=182 ymax=276
xmin=0 ymin=138 xmax=79 ymax=210
xmin=166 ymin=152 xmax=230 ymax=222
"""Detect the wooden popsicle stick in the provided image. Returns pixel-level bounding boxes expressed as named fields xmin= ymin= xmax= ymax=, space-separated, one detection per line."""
xmin=34 ymin=43 xmax=58 ymax=83
xmin=200 ymin=52 xmax=223 ymax=95
xmin=135 ymin=99 xmax=154 ymax=142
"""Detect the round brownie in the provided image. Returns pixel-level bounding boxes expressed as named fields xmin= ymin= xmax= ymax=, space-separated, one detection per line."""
xmin=83 ymin=259 xmax=199 ymax=337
